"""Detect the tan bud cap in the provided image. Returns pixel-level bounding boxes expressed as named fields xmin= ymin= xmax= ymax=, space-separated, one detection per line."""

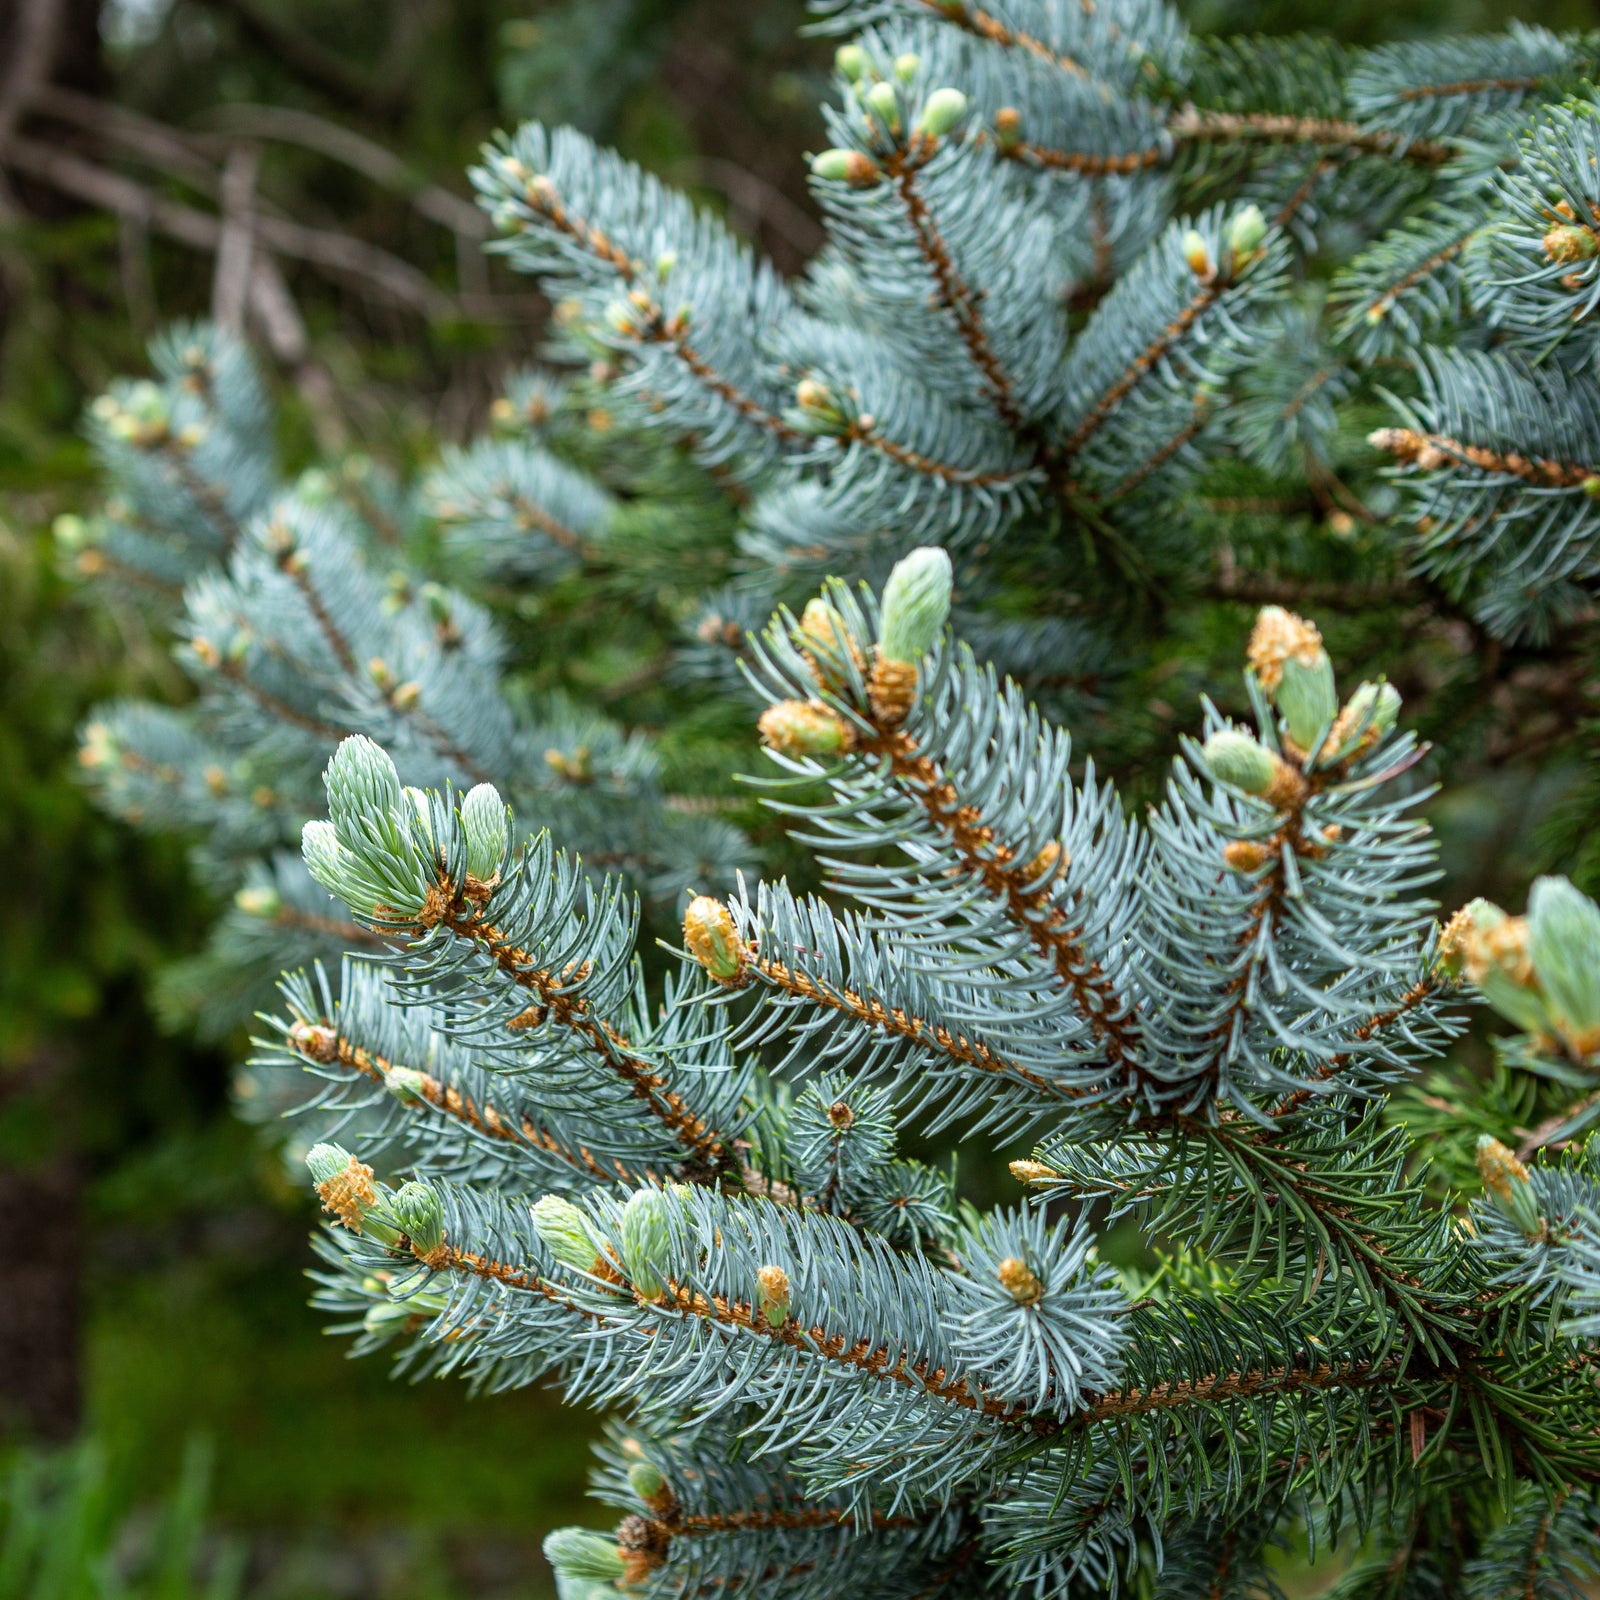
xmin=1247 ymin=606 xmax=1324 ymax=695
xmin=997 ymin=1256 xmax=1043 ymax=1304
xmin=316 ymin=1156 xmax=377 ymax=1232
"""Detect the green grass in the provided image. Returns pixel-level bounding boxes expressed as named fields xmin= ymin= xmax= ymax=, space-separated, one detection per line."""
xmin=82 ymin=1118 xmax=600 ymax=1597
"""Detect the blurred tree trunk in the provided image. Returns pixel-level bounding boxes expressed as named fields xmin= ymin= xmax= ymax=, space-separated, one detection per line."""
xmin=0 ymin=2 xmax=99 ymax=1450
xmin=0 ymin=1053 xmax=83 ymax=1442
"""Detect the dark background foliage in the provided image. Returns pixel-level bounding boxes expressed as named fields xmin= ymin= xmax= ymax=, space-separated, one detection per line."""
xmin=0 ymin=0 xmax=1589 ymax=1595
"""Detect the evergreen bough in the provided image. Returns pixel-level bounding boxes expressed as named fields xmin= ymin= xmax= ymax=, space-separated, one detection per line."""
xmin=285 ymin=568 xmax=1600 ymax=1595
xmin=68 ymin=0 xmax=1600 ymax=1591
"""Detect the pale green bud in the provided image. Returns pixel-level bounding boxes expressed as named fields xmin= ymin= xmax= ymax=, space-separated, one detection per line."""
xmin=389 ymin=1181 xmax=443 ymax=1255
xmin=325 ymin=735 xmax=403 ymax=837
xmin=531 ymin=1194 xmax=602 ymax=1273
xmin=835 ymin=43 xmax=867 ymax=80
xmin=305 ymin=1142 xmax=356 ymax=1185
xmin=756 ymin=1263 xmax=791 ymax=1328
xmin=865 ymin=80 xmax=901 ymax=131
xmin=460 ymin=783 xmax=509 ymax=882
xmin=627 ymin=1459 xmax=667 ymax=1501
xmin=619 ymin=1188 xmax=675 ymax=1301
xmin=809 ymin=148 xmax=879 ymax=186
xmin=683 ymin=896 xmax=747 ymax=984
xmin=1276 ymin=650 xmax=1338 ymax=751
xmin=1182 ymin=228 xmax=1211 ymax=277
xmin=306 ymin=1142 xmax=393 ymax=1240
xmin=543 ymin=1528 xmax=625 ymax=1583
xmin=296 ymin=467 xmax=336 ymax=503
xmin=1329 ymin=680 xmax=1401 ymax=759
xmin=1455 ymin=902 xmax=1552 ymax=1036
xmin=878 ymin=547 xmax=953 ymax=665
xmin=1363 ymin=681 xmax=1401 ymax=737
xmin=233 ymin=884 xmax=281 ymax=918
xmin=1544 ymin=223 xmax=1600 ymax=264
xmin=311 ymin=737 xmax=433 ymax=918
xmin=1247 ymin=606 xmax=1336 ymax=748
xmin=758 ymin=699 xmax=854 ymax=757
xmin=301 ymin=819 xmax=359 ymax=904
xmin=917 ymin=87 xmax=968 ymax=137
xmin=1201 ymin=730 xmax=1276 ymax=795
xmin=1528 ymin=876 xmax=1600 ymax=1056
xmin=384 ymin=1065 xmax=430 ymax=1105
xmin=1476 ymin=1136 xmax=1545 ymax=1239
xmin=1228 ymin=203 xmax=1267 ymax=262
xmin=797 ymin=596 xmax=852 ymax=653
xmin=128 ymin=379 xmax=167 ymax=419
xmin=894 ymin=52 xmax=921 ymax=81
xmin=793 ymin=376 xmax=847 ymax=433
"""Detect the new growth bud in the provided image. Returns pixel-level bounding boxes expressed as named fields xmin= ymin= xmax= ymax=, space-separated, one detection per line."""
xmin=1476 ymin=1136 xmax=1545 ymax=1239
xmin=543 ymin=1528 xmax=626 ymax=1584
xmin=389 ymin=1181 xmax=444 ymax=1257
xmin=306 ymin=1143 xmax=379 ymax=1234
xmin=878 ymin=547 xmax=953 ymax=666
xmin=798 ymin=596 xmax=849 ymax=651
xmin=1182 ymin=228 xmax=1212 ymax=278
xmin=1543 ymin=223 xmax=1599 ymax=264
xmin=1328 ymin=680 xmax=1401 ymax=761
xmin=756 ymin=1264 xmax=791 ymax=1327
xmin=917 ymin=87 xmax=968 ymax=137
xmin=758 ymin=699 xmax=855 ymax=758
xmin=1444 ymin=901 xmax=1550 ymax=1035
xmin=287 ymin=1019 xmax=338 ymax=1063
xmin=835 ymin=43 xmax=867 ymax=80
xmin=1248 ymin=607 xmax=1337 ymax=750
xmin=865 ymin=79 xmax=901 ymax=133
xmin=1527 ymin=876 xmax=1600 ymax=1058
xmin=304 ymin=736 xmax=435 ymax=919
xmin=460 ymin=783 xmax=509 ymax=883
xmin=383 ymin=1065 xmax=430 ymax=1104
xmin=1009 ymin=1159 xmax=1060 ymax=1184
xmin=1201 ymin=730 xmax=1276 ymax=794
xmin=1223 ymin=839 xmax=1273 ymax=874
xmin=627 ymin=1459 xmax=668 ymax=1502
xmin=810 ymin=148 xmax=880 ymax=186
xmin=1025 ymin=840 xmax=1067 ymax=885
xmin=531 ymin=1194 xmax=603 ymax=1274
xmin=795 ymin=595 xmax=863 ymax=684
xmin=683 ymin=896 xmax=747 ymax=985
xmin=234 ymin=884 xmax=281 ymax=918
xmin=793 ymin=377 xmax=848 ymax=433
xmin=619 ymin=1188 xmax=675 ymax=1301
xmin=1227 ymin=203 xmax=1267 ymax=265
xmin=868 ymin=547 xmax=951 ymax=725
xmin=996 ymin=1256 xmax=1043 ymax=1304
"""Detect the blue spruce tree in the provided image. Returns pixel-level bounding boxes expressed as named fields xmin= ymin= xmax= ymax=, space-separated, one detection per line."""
xmin=72 ymin=1 xmax=1600 ymax=1591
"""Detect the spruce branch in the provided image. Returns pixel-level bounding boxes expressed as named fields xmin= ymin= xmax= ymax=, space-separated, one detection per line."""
xmin=411 ymin=892 xmax=732 ymax=1174
xmin=274 ymin=1005 xmax=649 ymax=1187
xmin=1371 ymin=427 xmax=1599 ymax=491
xmin=1168 ymin=107 xmax=1454 ymax=166
xmin=1059 ymin=278 xmax=1220 ymax=460
xmin=881 ymin=143 xmax=1025 ymax=430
